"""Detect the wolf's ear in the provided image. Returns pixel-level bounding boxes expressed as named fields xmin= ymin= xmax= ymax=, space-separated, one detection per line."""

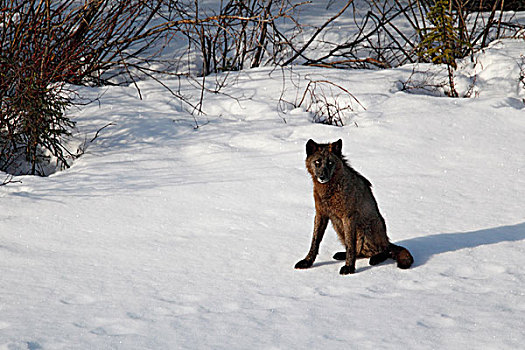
xmin=306 ymin=139 xmax=318 ymax=156
xmin=330 ymin=139 xmax=342 ymax=156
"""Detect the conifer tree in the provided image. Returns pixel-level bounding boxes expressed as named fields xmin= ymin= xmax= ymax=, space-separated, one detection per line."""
xmin=418 ymin=0 xmax=465 ymax=97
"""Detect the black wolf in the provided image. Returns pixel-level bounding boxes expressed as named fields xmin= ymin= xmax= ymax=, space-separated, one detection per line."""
xmin=295 ymin=139 xmax=413 ymax=275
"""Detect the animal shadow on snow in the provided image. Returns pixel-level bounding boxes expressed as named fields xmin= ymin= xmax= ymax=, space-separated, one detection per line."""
xmin=399 ymin=222 xmax=525 ymax=267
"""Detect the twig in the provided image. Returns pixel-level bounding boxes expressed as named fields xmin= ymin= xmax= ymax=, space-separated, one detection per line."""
xmin=1 ymin=175 xmax=22 ymax=187
xmin=90 ymin=123 xmax=115 ymax=143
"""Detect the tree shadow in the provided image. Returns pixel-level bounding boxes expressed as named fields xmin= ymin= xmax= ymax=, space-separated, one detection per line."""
xmin=397 ymin=222 xmax=525 ymax=267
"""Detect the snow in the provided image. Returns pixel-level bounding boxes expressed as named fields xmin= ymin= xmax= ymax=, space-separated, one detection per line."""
xmin=2 ymin=8 xmax=525 ymax=350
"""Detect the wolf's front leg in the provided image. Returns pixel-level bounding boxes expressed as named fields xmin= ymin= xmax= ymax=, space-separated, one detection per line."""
xmin=295 ymin=213 xmax=329 ymax=269
xmin=340 ymin=214 xmax=358 ymax=275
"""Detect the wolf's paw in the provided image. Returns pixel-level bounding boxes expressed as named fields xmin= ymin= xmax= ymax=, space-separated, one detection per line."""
xmin=369 ymin=252 xmax=389 ymax=266
xmin=339 ymin=265 xmax=355 ymax=275
xmin=333 ymin=252 xmax=346 ymax=261
xmin=294 ymin=259 xmax=313 ymax=269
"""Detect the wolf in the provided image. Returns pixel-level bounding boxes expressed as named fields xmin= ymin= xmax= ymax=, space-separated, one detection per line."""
xmin=295 ymin=139 xmax=414 ymax=275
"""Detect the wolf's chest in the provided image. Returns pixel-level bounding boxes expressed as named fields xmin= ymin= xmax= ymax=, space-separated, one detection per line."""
xmin=315 ymin=186 xmax=352 ymax=217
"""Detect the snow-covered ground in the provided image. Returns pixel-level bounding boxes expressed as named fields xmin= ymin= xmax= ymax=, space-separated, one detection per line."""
xmin=1 ymin=6 xmax=525 ymax=349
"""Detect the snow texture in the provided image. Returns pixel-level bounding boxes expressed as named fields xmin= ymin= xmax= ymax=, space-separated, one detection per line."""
xmin=1 ymin=6 xmax=525 ymax=350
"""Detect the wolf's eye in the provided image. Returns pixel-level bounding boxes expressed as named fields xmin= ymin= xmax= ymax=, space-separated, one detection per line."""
xmin=328 ymin=160 xmax=333 ymax=166
xmin=314 ymin=160 xmax=320 ymax=166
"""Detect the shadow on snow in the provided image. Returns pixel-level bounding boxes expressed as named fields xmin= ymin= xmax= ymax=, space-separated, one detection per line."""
xmin=306 ymin=222 xmax=525 ymax=271
xmin=399 ymin=222 xmax=525 ymax=267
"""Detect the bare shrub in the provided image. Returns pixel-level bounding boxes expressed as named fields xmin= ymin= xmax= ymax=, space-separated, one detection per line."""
xmin=296 ymin=79 xmax=365 ymax=126
xmin=0 ymin=0 xmax=167 ymax=175
xmin=278 ymin=0 xmax=523 ymax=70
xmin=165 ymin=0 xmax=302 ymax=76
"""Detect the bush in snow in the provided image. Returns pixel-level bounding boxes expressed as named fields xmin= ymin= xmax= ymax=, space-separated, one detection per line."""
xmin=416 ymin=0 xmax=467 ymax=97
xmin=0 ymin=0 xmax=168 ymax=175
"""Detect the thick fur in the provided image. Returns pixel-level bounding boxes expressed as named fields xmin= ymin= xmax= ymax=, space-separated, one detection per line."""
xmin=295 ymin=139 xmax=414 ymax=275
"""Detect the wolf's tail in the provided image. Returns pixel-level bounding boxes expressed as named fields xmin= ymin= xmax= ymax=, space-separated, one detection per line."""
xmin=388 ymin=243 xmax=414 ymax=269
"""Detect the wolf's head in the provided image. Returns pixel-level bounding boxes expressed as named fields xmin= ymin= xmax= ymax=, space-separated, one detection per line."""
xmin=305 ymin=139 xmax=343 ymax=184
